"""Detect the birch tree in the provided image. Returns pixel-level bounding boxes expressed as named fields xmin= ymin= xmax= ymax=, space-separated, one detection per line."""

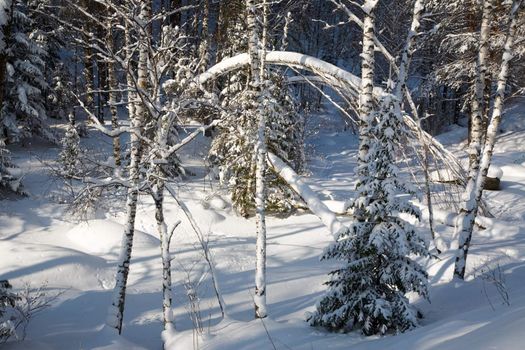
xmin=454 ymin=0 xmax=523 ymax=280
xmin=107 ymin=0 xmax=151 ymax=334
xmin=353 ymin=0 xmax=378 ymax=222
xmin=245 ymin=0 xmax=268 ymax=320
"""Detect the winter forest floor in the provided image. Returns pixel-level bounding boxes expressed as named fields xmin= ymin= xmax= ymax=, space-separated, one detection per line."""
xmin=2 ymin=98 xmax=525 ymax=349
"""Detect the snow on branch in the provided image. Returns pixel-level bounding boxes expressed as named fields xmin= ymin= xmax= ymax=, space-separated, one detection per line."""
xmin=267 ymin=152 xmax=344 ymax=238
xmin=162 ymin=120 xmax=220 ymax=159
xmin=195 ymin=51 xmax=372 ymax=97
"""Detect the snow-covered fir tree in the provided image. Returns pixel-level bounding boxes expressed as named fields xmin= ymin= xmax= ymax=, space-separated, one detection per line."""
xmin=0 ymin=0 xmax=22 ymax=194
xmin=1 ymin=0 xmax=51 ymax=143
xmin=209 ymin=74 xmax=304 ymax=217
xmin=308 ymin=95 xmax=429 ymax=335
xmin=58 ymin=114 xmax=80 ymax=178
xmin=27 ymin=0 xmax=73 ymax=120
xmin=206 ymin=0 xmax=306 ymax=216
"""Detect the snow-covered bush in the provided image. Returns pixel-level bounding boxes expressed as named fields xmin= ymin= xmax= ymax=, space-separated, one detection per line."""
xmin=0 ymin=280 xmax=19 ymax=342
xmin=1 ymin=280 xmax=55 ymax=344
xmin=308 ymin=95 xmax=429 ymax=335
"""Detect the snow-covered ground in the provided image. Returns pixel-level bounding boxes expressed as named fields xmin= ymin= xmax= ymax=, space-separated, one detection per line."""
xmin=1 ymin=98 xmax=525 ymax=349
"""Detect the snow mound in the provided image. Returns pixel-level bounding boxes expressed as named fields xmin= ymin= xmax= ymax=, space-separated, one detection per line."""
xmin=487 ymin=165 xmax=503 ymax=179
xmin=66 ymin=219 xmax=159 ymax=255
xmin=322 ymin=200 xmax=346 ymax=214
xmin=208 ymin=195 xmax=229 ymax=210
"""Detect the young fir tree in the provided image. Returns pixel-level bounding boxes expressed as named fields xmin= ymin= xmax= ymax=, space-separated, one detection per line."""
xmin=58 ymin=114 xmax=80 ymax=178
xmin=207 ymin=0 xmax=305 ymax=217
xmin=1 ymin=0 xmax=51 ymax=143
xmin=308 ymin=95 xmax=429 ymax=335
xmin=209 ymin=75 xmax=304 ymax=217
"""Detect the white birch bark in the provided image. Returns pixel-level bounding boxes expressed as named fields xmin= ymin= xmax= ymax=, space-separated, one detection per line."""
xmin=394 ymin=0 xmax=424 ymax=99
xmin=107 ymin=1 xmax=150 ymax=334
xmin=355 ymin=0 xmax=378 ymax=222
xmin=454 ymin=0 xmax=522 ymax=279
xmin=280 ymin=11 xmax=292 ymax=51
xmin=468 ymin=0 xmax=494 ymax=171
xmin=246 ymin=0 xmax=268 ymax=319
xmin=154 ymin=178 xmax=175 ymax=331
xmin=462 ymin=0 xmax=494 ymax=202
xmin=124 ymin=20 xmax=136 ymax=125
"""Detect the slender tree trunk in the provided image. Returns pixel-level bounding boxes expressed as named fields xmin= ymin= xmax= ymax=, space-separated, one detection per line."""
xmin=107 ymin=14 xmax=121 ymax=168
xmin=454 ymin=0 xmax=522 ymax=279
xmin=98 ymin=44 xmax=108 ymax=123
xmin=392 ymin=0 xmax=444 ymax=252
xmin=107 ymin=119 xmax=142 ymax=334
xmin=199 ymin=0 xmax=211 ymax=74
xmin=468 ymin=0 xmax=493 ymax=173
xmin=84 ymin=44 xmax=95 ymax=119
xmin=107 ymin=1 xmax=150 ymax=334
xmin=125 ymin=20 xmax=135 ymax=123
xmin=394 ymin=0 xmax=424 ymax=99
xmin=154 ymin=177 xmax=174 ymax=331
xmin=280 ymin=11 xmax=292 ymax=51
xmin=154 ymin=114 xmax=175 ymax=333
xmin=246 ymin=0 xmax=267 ymax=319
xmin=354 ymin=0 xmax=378 ymax=221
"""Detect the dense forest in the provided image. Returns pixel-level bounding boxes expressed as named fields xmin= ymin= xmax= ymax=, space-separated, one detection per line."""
xmin=1 ymin=0 xmax=524 ymax=349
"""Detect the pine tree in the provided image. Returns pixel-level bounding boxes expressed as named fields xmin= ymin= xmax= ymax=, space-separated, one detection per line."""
xmin=308 ymin=95 xmax=429 ymax=335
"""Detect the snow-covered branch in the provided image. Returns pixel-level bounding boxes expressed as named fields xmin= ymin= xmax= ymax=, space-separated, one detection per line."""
xmin=267 ymin=152 xmax=344 ymax=238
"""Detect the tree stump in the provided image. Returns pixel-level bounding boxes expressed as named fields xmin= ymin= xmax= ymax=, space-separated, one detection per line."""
xmin=484 ymin=165 xmax=503 ymax=191
xmin=484 ymin=176 xmax=501 ymax=190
